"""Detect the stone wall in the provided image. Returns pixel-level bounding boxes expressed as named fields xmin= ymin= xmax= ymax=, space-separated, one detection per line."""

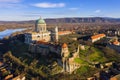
xmin=28 ymin=43 xmax=61 ymax=55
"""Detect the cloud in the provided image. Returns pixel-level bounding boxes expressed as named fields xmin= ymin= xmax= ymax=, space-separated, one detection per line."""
xmin=0 ymin=0 xmax=20 ymax=3
xmin=69 ymin=8 xmax=79 ymax=10
xmin=95 ymin=9 xmax=101 ymax=13
xmin=0 ymin=3 xmax=26 ymax=9
xmin=32 ymin=2 xmax=65 ymax=8
xmin=0 ymin=0 xmax=26 ymax=8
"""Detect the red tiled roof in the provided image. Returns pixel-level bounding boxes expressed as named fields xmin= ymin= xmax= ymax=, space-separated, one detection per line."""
xmin=58 ymin=31 xmax=73 ymax=35
xmin=36 ymin=41 xmax=60 ymax=48
xmin=113 ymin=40 xmax=120 ymax=45
xmin=36 ymin=40 xmax=48 ymax=44
xmin=0 ymin=61 xmax=3 ymax=66
xmin=110 ymin=74 xmax=120 ymax=80
xmin=62 ymin=43 xmax=68 ymax=48
xmin=91 ymin=34 xmax=106 ymax=40
xmin=4 ymin=74 xmax=13 ymax=80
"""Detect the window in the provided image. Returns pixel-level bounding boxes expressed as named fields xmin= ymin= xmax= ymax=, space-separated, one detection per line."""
xmin=37 ymin=35 xmax=40 ymax=38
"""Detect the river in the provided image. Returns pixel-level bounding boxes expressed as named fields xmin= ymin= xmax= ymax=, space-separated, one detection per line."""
xmin=0 ymin=28 xmax=26 ymax=39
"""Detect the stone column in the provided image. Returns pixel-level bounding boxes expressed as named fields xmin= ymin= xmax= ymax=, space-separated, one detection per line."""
xmin=66 ymin=60 xmax=70 ymax=72
xmin=63 ymin=60 xmax=65 ymax=72
xmin=69 ymin=64 xmax=71 ymax=73
xmin=66 ymin=61 xmax=68 ymax=72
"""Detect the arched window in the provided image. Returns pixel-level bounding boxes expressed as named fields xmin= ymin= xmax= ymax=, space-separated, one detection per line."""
xmin=37 ymin=35 xmax=40 ymax=38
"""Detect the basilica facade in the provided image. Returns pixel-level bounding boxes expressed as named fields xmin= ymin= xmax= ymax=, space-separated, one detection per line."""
xmin=24 ymin=17 xmax=80 ymax=73
xmin=24 ymin=17 xmax=58 ymax=44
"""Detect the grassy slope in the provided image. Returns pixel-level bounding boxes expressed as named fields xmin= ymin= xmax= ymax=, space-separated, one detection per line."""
xmin=74 ymin=46 xmax=107 ymax=65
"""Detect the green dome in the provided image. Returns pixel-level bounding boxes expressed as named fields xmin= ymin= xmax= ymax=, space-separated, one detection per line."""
xmin=36 ymin=18 xmax=46 ymax=24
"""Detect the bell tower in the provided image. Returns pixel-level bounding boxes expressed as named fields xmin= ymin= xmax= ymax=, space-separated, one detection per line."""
xmin=55 ymin=26 xmax=58 ymax=42
xmin=61 ymin=43 xmax=70 ymax=72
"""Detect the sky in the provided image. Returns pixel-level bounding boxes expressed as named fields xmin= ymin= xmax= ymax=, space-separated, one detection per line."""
xmin=0 ymin=0 xmax=120 ymax=21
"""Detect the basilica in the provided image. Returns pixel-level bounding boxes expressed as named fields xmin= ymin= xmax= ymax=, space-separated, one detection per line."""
xmin=24 ymin=17 xmax=80 ymax=73
xmin=24 ymin=17 xmax=58 ymax=44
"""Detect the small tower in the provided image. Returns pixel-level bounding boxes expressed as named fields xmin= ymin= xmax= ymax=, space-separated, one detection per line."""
xmin=73 ymin=45 xmax=80 ymax=58
xmin=55 ymin=26 xmax=58 ymax=42
xmin=77 ymin=45 xmax=80 ymax=53
xmin=61 ymin=43 xmax=70 ymax=72
xmin=51 ymin=26 xmax=59 ymax=42
xmin=61 ymin=43 xmax=69 ymax=57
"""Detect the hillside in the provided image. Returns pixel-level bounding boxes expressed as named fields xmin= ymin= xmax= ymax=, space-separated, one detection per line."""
xmin=45 ymin=17 xmax=120 ymax=24
xmin=0 ymin=17 xmax=120 ymax=24
xmin=0 ymin=17 xmax=120 ymax=32
xmin=1 ymin=33 xmax=120 ymax=80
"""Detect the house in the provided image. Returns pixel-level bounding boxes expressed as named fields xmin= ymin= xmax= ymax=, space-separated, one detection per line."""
xmin=91 ymin=34 xmax=106 ymax=43
xmin=0 ymin=61 xmax=3 ymax=67
xmin=110 ymin=74 xmax=120 ymax=80
xmin=4 ymin=74 xmax=13 ymax=80
xmin=112 ymin=40 xmax=120 ymax=46
xmin=87 ymin=77 xmax=95 ymax=80
xmin=58 ymin=31 xmax=74 ymax=36
xmin=12 ymin=74 xmax=25 ymax=80
xmin=107 ymin=37 xmax=120 ymax=52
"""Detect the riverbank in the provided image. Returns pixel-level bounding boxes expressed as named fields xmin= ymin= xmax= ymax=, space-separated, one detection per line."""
xmin=0 ymin=28 xmax=28 ymax=39
xmin=0 ymin=28 xmax=6 ymax=32
xmin=0 ymin=22 xmax=34 ymax=31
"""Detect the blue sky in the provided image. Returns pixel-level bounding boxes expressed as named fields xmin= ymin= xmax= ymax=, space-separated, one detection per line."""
xmin=0 ymin=0 xmax=120 ymax=21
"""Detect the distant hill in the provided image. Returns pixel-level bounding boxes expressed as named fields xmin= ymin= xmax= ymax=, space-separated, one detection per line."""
xmin=0 ymin=17 xmax=120 ymax=24
xmin=45 ymin=17 xmax=120 ymax=24
xmin=0 ymin=21 xmax=35 ymax=24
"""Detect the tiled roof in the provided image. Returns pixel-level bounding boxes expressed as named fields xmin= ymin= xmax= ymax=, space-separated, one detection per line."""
xmin=58 ymin=31 xmax=72 ymax=35
xmin=113 ymin=40 xmax=120 ymax=45
xmin=4 ymin=74 xmax=13 ymax=80
xmin=0 ymin=61 xmax=3 ymax=66
xmin=12 ymin=74 xmax=25 ymax=80
xmin=91 ymin=34 xmax=106 ymax=40
xmin=110 ymin=74 xmax=120 ymax=80
xmin=36 ymin=41 xmax=60 ymax=48
xmin=36 ymin=40 xmax=48 ymax=44
xmin=62 ymin=43 xmax=68 ymax=48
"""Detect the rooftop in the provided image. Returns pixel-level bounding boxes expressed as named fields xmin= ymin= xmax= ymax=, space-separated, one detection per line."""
xmin=91 ymin=34 xmax=106 ymax=39
xmin=62 ymin=43 xmax=68 ymax=48
xmin=58 ymin=31 xmax=73 ymax=35
xmin=36 ymin=17 xmax=46 ymax=24
xmin=113 ymin=40 xmax=120 ymax=45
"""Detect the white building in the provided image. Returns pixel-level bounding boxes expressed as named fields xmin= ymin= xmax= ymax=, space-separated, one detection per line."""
xmin=24 ymin=17 xmax=58 ymax=44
